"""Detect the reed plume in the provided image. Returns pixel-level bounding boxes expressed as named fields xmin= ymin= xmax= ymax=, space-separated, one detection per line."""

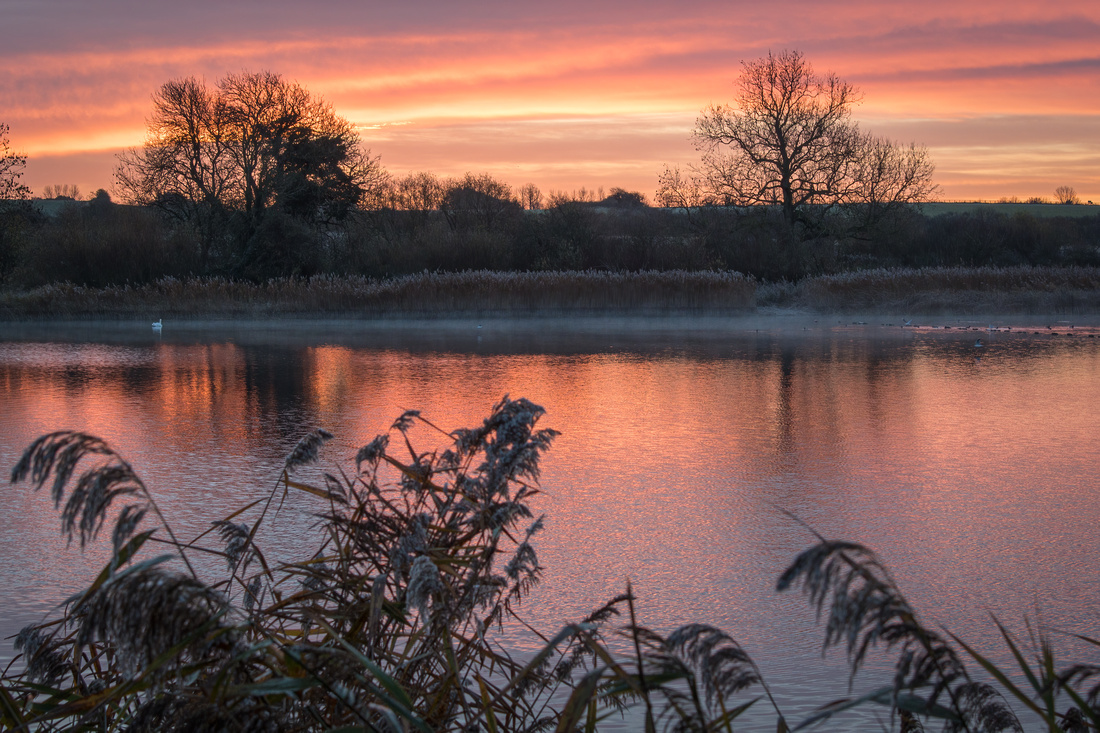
xmin=11 ymin=431 xmax=151 ymax=550
xmin=74 ymin=560 xmax=236 ymax=682
xmin=629 ymin=621 xmax=781 ymax=731
xmin=777 ymin=533 xmax=1024 ymax=731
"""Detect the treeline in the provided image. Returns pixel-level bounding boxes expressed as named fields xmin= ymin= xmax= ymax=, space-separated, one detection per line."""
xmin=3 ymin=68 xmax=1098 ymax=292
xmin=1 ymin=180 xmax=1099 ymax=289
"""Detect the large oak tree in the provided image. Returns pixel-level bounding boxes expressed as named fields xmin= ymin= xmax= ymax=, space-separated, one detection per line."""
xmin=116 ymin=71 xmax=386 ymax=272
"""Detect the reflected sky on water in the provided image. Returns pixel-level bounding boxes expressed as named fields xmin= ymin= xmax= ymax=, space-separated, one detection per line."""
xmin=1 ymin=316 xmax=1098 ymax=727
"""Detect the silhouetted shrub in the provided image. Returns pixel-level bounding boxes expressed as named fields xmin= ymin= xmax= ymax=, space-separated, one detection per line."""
xmin=16 ymin=203 xmax=198 ymax=287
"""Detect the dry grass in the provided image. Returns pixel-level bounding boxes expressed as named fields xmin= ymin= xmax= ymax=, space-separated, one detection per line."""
xmin=4 ymin=266 xmax=1099 ymax=320
xmin=0 ymin=270 xmax=758 ymax=319
xmin=791 ymin=266 xmax=1100 ymax=314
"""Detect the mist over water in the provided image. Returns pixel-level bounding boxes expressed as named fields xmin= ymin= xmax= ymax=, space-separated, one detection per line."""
xmin=1 ymin=316 xmax=1098 ymax=726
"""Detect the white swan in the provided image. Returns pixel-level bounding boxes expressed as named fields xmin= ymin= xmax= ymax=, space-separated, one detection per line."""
xmin=152 ymin=319 xmax=163 ymax=330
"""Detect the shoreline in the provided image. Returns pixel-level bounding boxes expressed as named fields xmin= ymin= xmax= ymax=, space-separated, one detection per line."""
xmin=4 ymin=312 xmax=1099 ymax=346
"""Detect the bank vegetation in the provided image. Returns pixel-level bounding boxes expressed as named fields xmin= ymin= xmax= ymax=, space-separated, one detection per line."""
xmin=2 ymin=265 xmax=1099 ymax=320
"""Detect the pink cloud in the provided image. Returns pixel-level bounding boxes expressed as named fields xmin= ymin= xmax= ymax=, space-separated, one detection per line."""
xmin=4 ymin=1 xmax=1099 ymax=201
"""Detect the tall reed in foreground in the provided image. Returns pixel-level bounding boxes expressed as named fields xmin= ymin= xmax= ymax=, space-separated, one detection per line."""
xmin=2 ymin=398 xmax=1097 ymax=731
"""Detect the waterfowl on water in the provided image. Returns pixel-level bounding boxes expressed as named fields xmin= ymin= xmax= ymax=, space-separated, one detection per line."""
xmin=152 ymin=319 xmax=163 ymax=330
xmin=974 ymin=339 xmax=983 ymax=347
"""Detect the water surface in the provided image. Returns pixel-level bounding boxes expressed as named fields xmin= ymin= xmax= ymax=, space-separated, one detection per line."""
xmin=1 ymin=316 xmax=1098 ymax=727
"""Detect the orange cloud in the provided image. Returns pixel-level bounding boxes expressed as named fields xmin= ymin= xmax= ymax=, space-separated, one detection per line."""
xmin=4 ymin=4 xmax=1099 ymax=201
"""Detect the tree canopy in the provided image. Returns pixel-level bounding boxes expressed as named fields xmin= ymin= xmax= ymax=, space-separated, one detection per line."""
xmin=661 ymin=50 xmax=937 ymax=225
xmin=116 ymin=71 xmax=386 ymax=273
xmin=0 ymin=123 xmax=31 ymax=203
xmin=0 ymin=124 xmax=34 ymax=282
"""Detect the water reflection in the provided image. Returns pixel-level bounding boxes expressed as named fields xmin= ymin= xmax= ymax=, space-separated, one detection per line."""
xmin=1 ymin=317 xmax=1098 ymax=726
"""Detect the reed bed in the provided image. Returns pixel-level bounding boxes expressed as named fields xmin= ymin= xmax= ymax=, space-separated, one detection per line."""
xmin=2 ymin=397 xmax=1098 ymax=732
xmin=4 ymin=266 xmax=1100 ymax=320
xmin=0 ymin=270 xmax=757 ymax=320
xmin=794 ymin=266 xmax=1100 ymax=314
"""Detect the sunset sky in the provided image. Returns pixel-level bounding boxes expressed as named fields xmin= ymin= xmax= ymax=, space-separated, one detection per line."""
xmin=4 ymin=0 xmax=1099 ymax=203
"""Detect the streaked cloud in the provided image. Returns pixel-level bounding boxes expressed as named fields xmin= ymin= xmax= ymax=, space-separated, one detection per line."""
xmin=4 ymin=1 xmax=1098 ymax=200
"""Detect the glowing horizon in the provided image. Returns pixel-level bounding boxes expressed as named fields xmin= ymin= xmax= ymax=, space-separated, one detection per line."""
xmin=4 ymin=2 xmax=1099 ymax=202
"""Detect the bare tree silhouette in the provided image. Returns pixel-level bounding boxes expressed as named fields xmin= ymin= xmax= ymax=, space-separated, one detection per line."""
xmin=686 ymin=50 xmax=937 ymax=224
xmin=1054 ymin=185 xmax=1080 ymax=205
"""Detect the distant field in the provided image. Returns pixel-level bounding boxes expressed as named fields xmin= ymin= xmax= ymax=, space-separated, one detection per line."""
xmin=922 ymin=202 xmax=1100 ymax=218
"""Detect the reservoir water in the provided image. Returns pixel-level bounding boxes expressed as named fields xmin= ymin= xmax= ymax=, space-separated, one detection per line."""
xmin=1 ymin=316 xmax=1098 ymax=727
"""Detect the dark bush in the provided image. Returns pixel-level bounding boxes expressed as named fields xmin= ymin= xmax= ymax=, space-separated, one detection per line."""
xmin=17 ymin=203 xmax=198 ymax=287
